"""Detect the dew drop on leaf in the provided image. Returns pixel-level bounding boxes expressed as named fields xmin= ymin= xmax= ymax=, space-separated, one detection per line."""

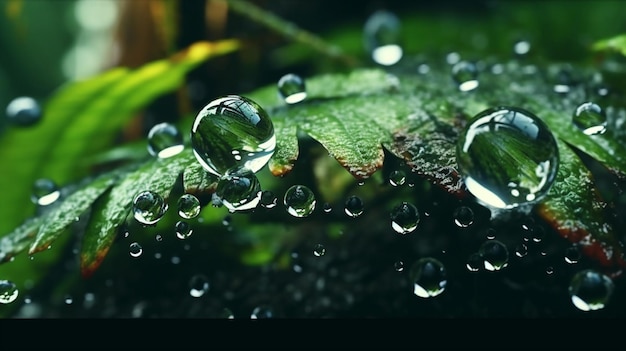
xmin=344 ymin=195 xmax=364 ymax=218
xmin=129 ymin=242 xmax=143 ymax=258
xmin=132 ymin=190 xmax=168 ymax=225
xmin=177 ymin=193 xmax=201 ymax=219
xmin=388 ymin=170 xmax=406 ymax=186
xmin=277 ymin=73 xmax=307 ymax=104
xmin=573 ymin=102 xmax=607 ymax=135
xmin=453 ymin=206 xmax=474 ymax=228
xmin=147 ymin=122 xmax=184 ymax=158
xmin=188 ymin=274 xmax=210 ymax=298
xmin=390 ymin=201 xmax=420 ymax=234
xmin=5 ymin=96 xmax=42 ymax=126
xmin=363 ymin=10 xmax=403 ymax=66
xmin=456 ymin=106 xmax=559 ymax=209
xmin=175 ymin=220 xmax=193 ymax=239
xmin=214 ymin=167 xmax=262 ymax=212
xmin=410 ymin=258 xmax=447 ymax=298
xmin=284 ymin=185 xmax=316 ymax=218
xmin=31 ymin=178 xmax=61 ymax=206
xmin=479 ymin=240 xmax=509 ymax=271
xmin=451 ymin=61 xmax=479 ymax=92
xmin=569 ymin=270 xmax=614 ymax=311
xmin=191 ymin=95 xmax=275 ymax=177
xmin=0 ymin=280 xmax=19 ymax=304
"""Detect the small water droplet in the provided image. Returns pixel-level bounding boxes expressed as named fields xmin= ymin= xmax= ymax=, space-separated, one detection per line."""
xmin=322 ymin=202 xmax=332 ymax=213
xmin=573 ymin=102 xmax=607 ymax=135
xmin=250 ymin=305 xmax=273 ymax=319
xmin=177 ymin=194 xmax=201 ymax=219
xmin=390 ymin=202 xmax=420 ymax=234
xmin=565 ymin=245 xmax=582 ymax=264
xmin=394 ymin=260 xmax=405 ymax=272
xmin=515 ymin=243 xmax=528 ymax=258
xmin=552 ymin=68 xmax=574 ymax=94
xmin=147 ymin=122 xmax=184 ymax=158
xmin=363 ymin=10 xmax=403 ymax=66
xmin=569 ymin=269 xmax=614 ymax=311
xmin=6 ymin=96 xmax=42 ymax=126
xmin=410 ymin=258 xmax=447 ymax=298
xmin=484 ymin=228 xmax=496 ymax=240
xmin=31 ymin=178 xmax=61 ymax=206
xmin=64 ymin=295 xmax=73 ymax=305
xmin=129 ymin=242 xmax=143 ymax=258
xmin=215 ymin=167 xmax=262 ymax=212
xmin=189 ymin=274 xmax=210 ymax=298
xmin=132 ymin=190 xmax=167 ymax=225
xmin=284 ymin=185 xmax=316 ymax=218
xmin=546 ymin=266 xmax=554 ymax=275
xmin=175 ymin=220 xmax=193 ymax=239
xmin=532 ymin=226 xmax=546 ymax=243
xmin=456 ymin=106 xmax=560 ymax=209
xmin=259 ymin=190 xmax=277 ymax=209
xmin=453 ymin=206 xmax=474 ymax=227
xmin=417 ymin=63 xmax=430 ymax=74
xmin=513 ymin=39 xmax=531 ymax=56
xmin=344 ymin=195 xmax=364 ymax=218
xmin=389 ymin=170 xmax=406 ymax=186
xmin=446 ymin=52 xmax=461 ymax=65
xmin=452 ymin=61 xmax=479 ymax=92
xmin=466 ymin=253 xmax=482 ymax=272
xmin=155 ymin=234 xmax=163 ymax=242
xmin=480 ymin=240 xmax=509 ymax=271
xmin=313 ymin=244 xmax=326 ymax=257
xmin=219 ymin=307 xmax=235 ymax=319
xmin=278 ymin=73 xmax=307 ymax=104
xmin=191 ymin=95 xmax=275 ymax=177
xmin=171 ymin=256 xmax=181 ymax=265
xmin=0 ymin=280 xmax=19 ymax=304
xmin=222 ymin=215 xmax=232 ymax=227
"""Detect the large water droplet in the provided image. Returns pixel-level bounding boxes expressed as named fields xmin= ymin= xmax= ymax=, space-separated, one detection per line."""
xmin=452 ymin=61 xmax=479 ymax=92
xmin=132 ymin=190 xmax=167 ymax=225
xmin=344 ymin=195 xmax=364 ymax=218
xmin=177 ymin=194 xmax=201 ymax=219
xmin=284 ymin=185 xmax=316 ymax=218
xmin=390 ymin=202 xmax=420 ymax=234
xmin=214 ymin=167 xmax=262 ymax=212
xmin=31 ymin=178 xmax=61 ymax=206
xmin=6 ymin=96 xmax=42 ymax=126
xmin=0 ymin=280 xmax=19 ymax=304
xmin=189 ymin=274 xmax=210 ymax=298
xmin=573 ymin=102 xmax=607 ymax=135
xmin=456 ymin=106 xmax=559 ymax=209
xmin=363 ymin=10 xmax=403 ymax=66
xmin=453 ymin=206 xmax=474 ymax=227
xmin=191 ymin=95 xmax=275 ymax=177
xmin=147 ymin=122 xmax=184 ymax=158
xmin=278 ymin=73 xmax=307 ymax=104
xmin=569 ymin=270 xmax=614 ymax=311
xmin=129 ymin=242 xmax=143 ymax=258
xmin=410 ymin=258 xmax=447 ymax=298
xmin=479 ymin=240 xmax=509 ymax=271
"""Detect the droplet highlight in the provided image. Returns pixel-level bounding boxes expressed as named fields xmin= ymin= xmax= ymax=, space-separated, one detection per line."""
xmin=31 ymin=178 xmax=61 ymax=206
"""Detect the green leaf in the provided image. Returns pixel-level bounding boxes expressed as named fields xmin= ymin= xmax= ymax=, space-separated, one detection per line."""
xmin=0 ymin=40 xmax=239 ymax=236
xmin=592 ymin=33 xmax=626 ymax=57
xmin=80 ymin=150 xmax=197 ymax=277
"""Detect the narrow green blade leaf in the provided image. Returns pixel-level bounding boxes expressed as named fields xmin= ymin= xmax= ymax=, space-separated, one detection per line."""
xmin=29 ymin=173 xmax=117 ymax=254
xmin=592 ymin=33 xmax=626 ymax=57
xmin=0 ymin=40 xmax=239 ymax=236
xmin=80 ymin=150 xmax=197 ymax=277
xmin=0 ymin=217 xmax=42 ymax=263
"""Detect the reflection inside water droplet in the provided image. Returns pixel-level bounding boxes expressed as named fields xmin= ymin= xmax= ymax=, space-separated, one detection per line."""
xmin=390 ymin=202 xmax=420 ymax=234
xmin=284 ymin=185 xmax=316 ymax=218
xmin=278 ymin=73 xmax=307 ymax=104
xmin=132 ymin=190 xmax=167 ymax=225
